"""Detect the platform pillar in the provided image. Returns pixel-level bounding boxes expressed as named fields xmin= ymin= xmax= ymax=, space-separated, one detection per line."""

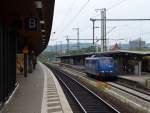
xmin=138 ymin=61 xmax=142 ymax=76
xmin=0 ymin=19 xmax=16 ymax=104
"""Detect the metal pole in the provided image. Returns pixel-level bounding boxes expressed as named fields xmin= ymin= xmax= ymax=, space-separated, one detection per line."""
xmin=73 ymin=28 xmax=80 ymax=50
xmin=92 ymin=20 xmax=95 ymax=45
xmin=77 ymin=28 xmax=80 ymax=50
xmin=93 ymin=20 xmax=95 ymax=53
xmin=101 ymin=8 xmax=106 ymax=52
xmin=91 ymin=19 xmax=150 ymax=21
xmin=56 ymin=42 xmax=57 ymax=54
xmin=104 ymin=8 xmax=107 ymax=51
xmin=66 ymin=36 xmax=69 ymax=54
xmin=60 ymin=41 xmax=62 ymax=55
xmin=101 ymin=9 xmax=104 ymax=52
xmin=90 ymin=19 xmax=96 ymax=53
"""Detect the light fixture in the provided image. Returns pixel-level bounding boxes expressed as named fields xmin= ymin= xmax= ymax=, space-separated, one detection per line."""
xmin=42 ymin=41 xmax=46 ymax=43
xmin=41 ymin=29 xmax=46 ymax=32
xmin=40 ymin=20 xmax=45 ymax=24
xmin=42 ymin=35 xmax=46 ymax=38
xmin=35 ymin=1 xmax=42 ymax=8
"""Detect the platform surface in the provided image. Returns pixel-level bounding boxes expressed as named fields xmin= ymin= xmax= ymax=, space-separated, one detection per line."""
xmin=119 ymin=75 xmax=150 ymax=85
xmin=1 ymin=62 xmax=72 ymax=113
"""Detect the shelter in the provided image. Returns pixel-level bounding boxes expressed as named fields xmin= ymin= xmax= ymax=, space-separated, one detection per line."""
xmin=0 ymin=0 xmax=55 ymax=105
xmin=59 ymin=50 xmax=150 ymax=75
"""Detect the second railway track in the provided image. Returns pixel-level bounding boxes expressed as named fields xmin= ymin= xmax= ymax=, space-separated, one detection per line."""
xmin=49 ymin=65 xmax=120 ymax=113
xmin=52 ymin=63 xmax=150 ymax=112
xmin=62 ymin=63 xmax=150 ymax=102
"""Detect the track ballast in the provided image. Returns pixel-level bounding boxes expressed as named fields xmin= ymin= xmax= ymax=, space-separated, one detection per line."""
xmin=49 ymin=66 xmax=120 ymax=113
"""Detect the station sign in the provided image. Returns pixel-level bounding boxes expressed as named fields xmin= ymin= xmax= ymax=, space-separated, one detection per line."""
xmin=24 ymin=17 xmax=38 ymax=31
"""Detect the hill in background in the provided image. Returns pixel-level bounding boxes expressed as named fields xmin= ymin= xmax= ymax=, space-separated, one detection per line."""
xmin=45 ymin=43 xmax=94 ymax=52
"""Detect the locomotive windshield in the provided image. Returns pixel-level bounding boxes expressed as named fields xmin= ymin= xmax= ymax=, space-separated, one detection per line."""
xmin=99 ymin=57 xmax=114 ymax=64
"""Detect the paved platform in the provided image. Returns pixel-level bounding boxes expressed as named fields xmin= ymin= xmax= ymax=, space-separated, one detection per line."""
xmin=1 ymin=62 xmax=72 ymax=113
xmin=118 ymin=75 xmax=150 ymax=88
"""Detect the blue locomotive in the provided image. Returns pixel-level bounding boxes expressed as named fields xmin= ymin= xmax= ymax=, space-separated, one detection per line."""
xmin=85 ymin=56 xmax=117 ymax=80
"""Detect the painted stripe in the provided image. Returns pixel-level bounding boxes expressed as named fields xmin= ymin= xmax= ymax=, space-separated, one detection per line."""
xmin=47 ymin=106 xmax=61 ymax=109
xmin=47 ymin=101 xmax=59 ymax=104
xmin=49 ymin=97 xmax=59 ymax=100
xmin=46 ymin=90 xmax=57 ymax=92
xmin=51 ymin=111 xmax=63 ymax=113
xmin=41 ymin=63 xmax=71 ymax=113
xmin=5 ymin=82 xmax=19 ymax=105
xmin=40 ymin=62 xmax=48 ymax=113
xmin=47 ymin=96 xmax=58 ymax=98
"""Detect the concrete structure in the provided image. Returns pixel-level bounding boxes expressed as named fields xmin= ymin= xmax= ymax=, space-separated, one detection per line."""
xmin=1 ymin=62 xmax=73 ymax=113
xmin=58 ymin=50 xmax=150 ymax=76
xmin=129 ymin=38 xmax=146 ymax=49
xmin=0 ymin=0 xmax=55 ymax=108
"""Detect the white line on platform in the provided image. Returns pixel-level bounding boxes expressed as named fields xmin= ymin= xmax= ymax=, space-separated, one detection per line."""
xmin=47 ymin=105 xmax=61 ymax=110
xmin=50 ymin=111 xmax=63 ymax=113
xmin=47 ymin=101 xmax=59 ymax=104
xmin=40 ymin=62 xmax=48 ymax=113
xmin=49 ymin=97 xmax=59 ymax=100
xmin=47 ymin=94 xmax=58 ymax=96
xmin=5 ymin=82 xmax=19 ymax=105
xmin=46 ymin=65 xmax=73 ymax=113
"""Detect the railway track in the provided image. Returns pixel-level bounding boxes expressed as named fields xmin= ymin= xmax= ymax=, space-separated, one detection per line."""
xmin=107 ymin=82 xmax=150 ymax=103
xmin=65 ymin=65 xmax=150 ymax=103
xmin=49 ymin=66 xmax=120 ymax=113
xmin=54 ymin=64 xmax=150 ymax=111
xmin=62 ymin=63 xmax=150 ymax=100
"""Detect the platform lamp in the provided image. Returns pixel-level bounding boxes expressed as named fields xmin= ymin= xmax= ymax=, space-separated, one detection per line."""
xmin=41 ymin=29 xmax=46 ymax=33
xmin=34 ymin=1 xmax=42 ymax=8
xmin=42 ymin=35 xmax=46 ymax=41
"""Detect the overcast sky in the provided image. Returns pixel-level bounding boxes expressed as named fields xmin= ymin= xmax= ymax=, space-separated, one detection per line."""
xmin=49 ymin=0 xmax=150 ymax=46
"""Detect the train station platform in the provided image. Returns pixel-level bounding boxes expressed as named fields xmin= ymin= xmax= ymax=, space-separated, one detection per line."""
xmin=118 ymin=75 xmax=150 ymax=89
xmin=0 ymin=62 xmax=72 ymax=113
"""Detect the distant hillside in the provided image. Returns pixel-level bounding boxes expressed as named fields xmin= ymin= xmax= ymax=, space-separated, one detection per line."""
xmin=45 ymin=43 xmax=94 ymax=52
xmin=45 ymin=43 xmax=147 ymax=52
xmin=120 ymin=43 xmax=129 ymax=49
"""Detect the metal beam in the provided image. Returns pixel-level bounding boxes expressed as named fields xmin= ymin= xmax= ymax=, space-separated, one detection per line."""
xmin=90 ymin=18 xmax=150 ymax=21
xmin=68 ymin=38 xmax=124 ymax=41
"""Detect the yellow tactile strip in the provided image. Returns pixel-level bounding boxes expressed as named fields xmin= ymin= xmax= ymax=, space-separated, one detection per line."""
xmin=46 ymin=74 xmax=63 ymax=113
xmin=40 ymin=63 xmax=73 ymax=113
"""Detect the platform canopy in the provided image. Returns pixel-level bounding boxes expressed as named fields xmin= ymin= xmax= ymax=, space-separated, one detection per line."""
xmin=0 ymin=0 xmax=55 ymax=55
xmin=58 ymin=50 xmax=150 ymax=59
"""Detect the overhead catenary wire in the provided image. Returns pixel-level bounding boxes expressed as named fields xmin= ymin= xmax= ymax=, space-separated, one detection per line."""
xmin=107 ymin=0 xmax=128 ymax=11
xmin=53 ymin=0 xmax=150 ymax=46
xmin=91 ymin=0 xmax=128 ymax=18
xmin=54 ymin=0 xmax=77 ymax=32
xmin=78 ymin=0 xmax=128 ymax=37
xmin=56 ymin=0 xmax=90 ymax=38
xmin=69 ymin=0 xmax=114 ymax=33
xmin=56 ymin=0 xmax=128 ymax=41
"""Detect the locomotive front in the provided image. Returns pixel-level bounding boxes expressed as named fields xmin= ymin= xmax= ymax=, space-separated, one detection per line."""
xmin=97 ymin=57 xmax=117 ymax=79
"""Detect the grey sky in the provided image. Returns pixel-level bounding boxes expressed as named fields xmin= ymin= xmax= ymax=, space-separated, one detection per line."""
xmin=49 ymin=0 xmax=150 ymax=46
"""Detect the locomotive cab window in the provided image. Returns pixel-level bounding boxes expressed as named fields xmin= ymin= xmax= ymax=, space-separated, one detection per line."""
xmin=85 ymin=60 xmax=89 ymax=64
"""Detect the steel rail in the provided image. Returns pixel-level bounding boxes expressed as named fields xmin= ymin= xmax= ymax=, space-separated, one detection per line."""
xmin=50 ymin=66 xmax=120 ymax=113
xmin=90 ymin=18 xmax=150 ymax=21
xmin=107 ymin=82 xmax=150 ymax=103
xmin=60 ymin=64 xmax=150 ymax=103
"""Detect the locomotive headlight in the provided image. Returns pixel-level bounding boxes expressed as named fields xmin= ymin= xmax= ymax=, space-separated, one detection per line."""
xmin=101 ymin=71 xmax=104 ymax=73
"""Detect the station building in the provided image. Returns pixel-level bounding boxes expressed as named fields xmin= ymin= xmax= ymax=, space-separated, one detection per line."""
xmin=0 ymin=0 xmax=55 ymax=106
xmin=58 ymin=50 xmax=150 ymax=76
